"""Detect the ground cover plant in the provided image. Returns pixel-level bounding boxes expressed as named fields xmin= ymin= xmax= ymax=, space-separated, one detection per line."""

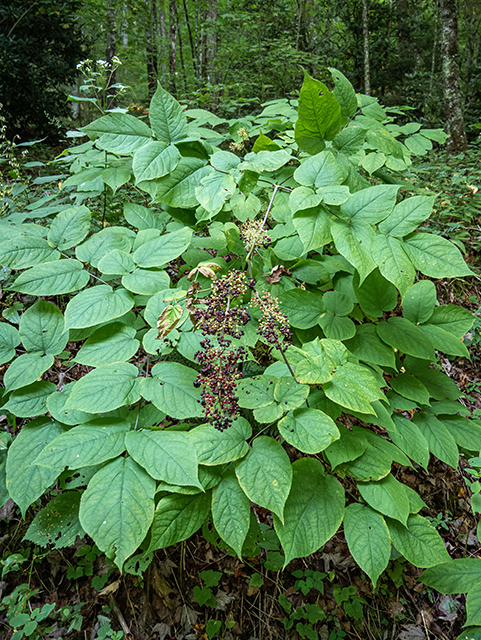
xmin=0 ymin=68 xmax=480 ymax=638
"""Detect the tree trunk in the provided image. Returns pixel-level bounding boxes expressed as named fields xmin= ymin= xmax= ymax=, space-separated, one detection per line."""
xmin=440 ymin=0 xmax=468 ymax=153
xmin=159 ymin=2 xmax=167 ymax=76
xmin=361 ymin=0 xmax=371 ymax=95
xmin=106 ymin=0 xmax=117 ymax=108
xmin=145 ymin=0 xmax=159 ymax=98
xmin=183 ymin=0 xmax=198 ymax=78
xmin=206 ymin=0 xmax=218 ymax=84
xmin=169 ymin=0 xmax=178 ymax=95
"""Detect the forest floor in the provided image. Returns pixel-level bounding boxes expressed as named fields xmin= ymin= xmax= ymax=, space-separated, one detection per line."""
xmin=0 ymin=142 xmax=480 ymax=640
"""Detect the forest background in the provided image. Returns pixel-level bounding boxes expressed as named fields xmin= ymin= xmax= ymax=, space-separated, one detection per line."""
xmin=1 ymin=2 xmax=481 ymax=640
xmin=1 ymin=0 xmax=480 ymax=153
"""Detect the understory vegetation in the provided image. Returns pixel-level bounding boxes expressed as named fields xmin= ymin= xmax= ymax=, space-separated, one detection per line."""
xmin=0 ymin=68 xmax=481 ymax=640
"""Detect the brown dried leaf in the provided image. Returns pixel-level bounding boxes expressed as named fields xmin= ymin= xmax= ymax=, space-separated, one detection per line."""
xmin=157 ymin=304 xmax=183 ymax=340
xmin=265 ymin=265 xmax=291 ymax=285
xmin=98 ymin=579 xmax=121 ymax=596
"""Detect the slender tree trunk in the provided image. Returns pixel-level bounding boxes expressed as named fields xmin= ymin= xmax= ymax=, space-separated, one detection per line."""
xmin=106 ymin=0 xmax=118 ymax=108
xmin=206 ymin=0 xmax=218 ymax=84
xmin=176 ymin=2 xmax=188 ymax=93
xmin=440 ymin=0 xmax=468 ymax=153
xmin=169 ymin=0 xmax=178 ymax=94
xmin=361 ymin=0 xmax=371 ymax=94
xmin=145 ymin=0 xmax=159 ymax=98
xmin=430 ymin=0 xmax=440 ymax=93
xmin=159 ymin=2 xmax=167 ymax=76
xmin=183 ymin=0 xmax=198 ymax=78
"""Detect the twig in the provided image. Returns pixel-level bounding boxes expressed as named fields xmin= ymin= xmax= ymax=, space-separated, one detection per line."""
xmin=108 ymin=596 xmax=132 ymax=638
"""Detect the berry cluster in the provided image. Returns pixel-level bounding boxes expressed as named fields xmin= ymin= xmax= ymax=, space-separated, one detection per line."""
xmin=194 ymin=337 xmax=246 ymax=431
xmin=193 ymin=270 xmax=250 ymax=339
xmin=240 ymin=218 xmax=272 ymax=253
xmin=194 ymin=271 xmax=251 ymax=430
xmin=252 ymin=291 xmax=292 ymax=352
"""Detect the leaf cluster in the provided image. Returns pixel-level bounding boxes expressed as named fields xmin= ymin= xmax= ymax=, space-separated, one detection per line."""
xmin=0 ymin=70 xmax=477 ymax=595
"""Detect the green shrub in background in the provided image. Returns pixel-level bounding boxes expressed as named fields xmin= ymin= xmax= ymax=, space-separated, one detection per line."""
xmin=0 ymin=70 xmax=477 ymax=613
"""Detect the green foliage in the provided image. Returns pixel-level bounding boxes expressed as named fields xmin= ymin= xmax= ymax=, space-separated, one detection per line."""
xmin=0 ymin=71 xmax=475 ymax=593
xmin=0 ymin=0 xmax=85 ymax=139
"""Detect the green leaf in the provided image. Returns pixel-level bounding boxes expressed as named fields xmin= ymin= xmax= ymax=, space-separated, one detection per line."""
xmin=343 ymin=503 xmax=390 ymax=585
xmin=235 ymin=436 xmax=292 ymax=521
xmin=149 ymin=83 xmax=188 ymax=143
xmin=357 ymin=474 xmax=410 ymax=525
xmin=3 ymin=381 xmax=56 ymax=417
xmin=332 ymin=127 xmax=366 ymax=156
xmin=278 ymin=408 xmax=339 ymax=454
xmin=387 ymin=514 xmax=451 ymax=567
xmin=64 ymin=285 xmax=134 ymax=331
xmin=212 ymin=471 xmax=251 ymax=557
xmin=0 ymin=237 xmax=58 ymax=269
xmin=329 ymin=68 xmax=357 ymax=118
xmin=24 ymin=491 xmax=84 ymax=549
xmin=295 ymin=71 xmax=342 ymax=154
xmin=190 ymin=417 xmax=251 ymax=465
xmin=361 ymin=152 xmax=386 ymax=175
xmin=102 ymin=163 xmax=132 ymax=193
xmin=344 ymin=324 xmax=396 ymax=369
xmin=331 ymin=219 xmax=376 ymax=284
xmin=341 ymin=185 xmax=399 ymax=224
xmin=466 ymin=583 xmax=481 ymax=627
xmin=403 ymin=281 xmax=437 ymax=324
xmin=413 ymin=413 xmax=459 ymax=468
xmin=126 ymin=430 xmax=201 ymax=487
xmin=10 ymin=260 xmax=90 ymax=296
xmin=324 ymin=372 xmax=374 ymax=415
xmin=377 ymin=317 xmax=435 ymax=360
xmin=341 ymin=443 xmax=392 ymax=481
xmin=389 ymin=415 xmax=430 ymax=469
xmin=98 ymin=250 xmax=135 ymax=275
xmin=421 ymin=558 xmax=481 ymax=594
xmin=154 ymin=157 xmax=212 ymax=208
xmin=403 ymin=233 xmax=473 ymax=278
xmin=274 ymin=458 xmax=344 ymax=565
xmin=6 ymin=417 xmax=63 ymax=516
xmin=81 ymin=113 xmax=152 ymax=154
xmin=293 ymin=206 xmax=332 ymax=252
xmin=75 ymin=322 xmax=139 ymax=367
xmin=0 ymin=323 xmax=20 ymax=364
xmin=324 ymin=424 xmax=368 ymax=470
xmin=47 ymin=206 xmax=91 ymax=250
xmin=404 ymin=133 xmax=432 ymax=155
xmin=67 ymin=363 xmax=140 ymax=414
xmin=371 ymin=235 xmax=415 ymax=298
xmin=196 ymin=172 xmax=237 ymax=215
xmin=4 ymin=353 xmax=54 ymax=392
xmin=139 ymin=362 xmax=202 ymax=419
xmin=244 ymin=149 xmax=292 ymax=172
xmin=122 ymin=268 xmax=169 ymax=295
xmin=124 ymin=203 xmax=167 ymax=231
xmin=353 ymin=269 xmax=398 ymax=318
xmin=148 ymin=492 xmax=211 ymax=552
xmin=35 ymin=419 xmax=129 ymax=471
xmin=294 ymin=150 xmax=347 ymax=188
xmin=19 ymin=300 xmax=67 ymax=355
xmin=46 ymin=382 xmax=93 ymax=426
xmin=132 ymin=141 xmax=181 ymax=183
xmin=133 ymin=227 xmax=192 ymax=268
xmin=79 ymin=456 xmax=155 ymax=568
xmin=289 ymin=187 xmax=322 ymax=213
xmin=442 ymin=416 xmax=481 ymax=451
xmin=278 ymin=289 xmax=325 ymax=329
xmin=390 ymin=374 xmax=430 ymax=405
xmin=76 ymin=227 xmax=133 ymax=269
xmin=425 ymin=304 xmax=474 ymax=338
xmin=378 ymin=196 xmax=436 ymax=238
